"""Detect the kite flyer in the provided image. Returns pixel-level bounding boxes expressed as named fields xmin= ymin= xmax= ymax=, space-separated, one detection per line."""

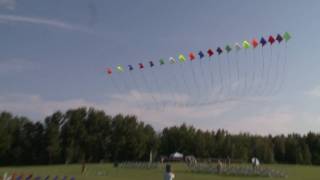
xmin=164 ymin=164 xmax=175 ymax=180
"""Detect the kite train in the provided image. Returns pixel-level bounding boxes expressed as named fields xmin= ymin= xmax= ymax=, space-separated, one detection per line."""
xmin=105 ymin=32 xmax=292 ymax=110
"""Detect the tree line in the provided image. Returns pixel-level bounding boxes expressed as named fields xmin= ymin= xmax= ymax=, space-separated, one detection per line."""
xmin=0 ymin=107 xmax=320 ymax=166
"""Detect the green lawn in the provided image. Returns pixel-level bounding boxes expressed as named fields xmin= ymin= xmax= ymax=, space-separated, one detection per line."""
xmin=1 ymin=163 xmax=319 ymax=180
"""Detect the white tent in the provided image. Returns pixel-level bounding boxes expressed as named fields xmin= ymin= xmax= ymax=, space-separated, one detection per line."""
xmin=251 ymin=157 xmax=260 ymax=166
xmin=170 ymin=152 xmax=183 ymax=159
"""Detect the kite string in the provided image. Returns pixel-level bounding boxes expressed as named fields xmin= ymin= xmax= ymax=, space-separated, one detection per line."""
xmin=228 ymin=53 xmax=236 ymax=98
xmin=203 ymin=56 xmax=217 ymax=105
xmin=128 ymin=72 xmax=145 ymax=115
xmin=208 ymin=57 xmax=216 ymax=102
xmin=229 ymin=53 xmax=236 ymax=99
xmin=107 ymin=73 xmax=143 ymax=116
xmin=217 ymin=55 xmax=224 ymax=101
xmin=154 ymin=67 xmax=178 ymax=108
xmin=199 ymin=56 xmax=213 ymax=106
xmin=140 ymin=70 xmax=162 ymax=110
xmin=251 ymin=48 xmax=261 ymax=97
xmin=122 ymin=73 xmax=143 ymax=113
xmin=200 ymin=56 xmax=214 ymax=105
xmin=250 ymin=48 xmax=256 ymax=96
xmin=109 ymin=75 xmax=122 ymax=96
xmin=198 ymin=58 xmax=207 ymax=104
xmin=190 ymin=61 xmax=201 ymax=105
xmin=258 ymin=47 xmax=265 ymax=96
xmin=234 ymin=51 xmax=241 ymax=98
xmin=236 ymin=52 xmax=240 ymax=82
xmin=273 ymin=42 xmax=288 ymax=95
xmin=262 ymin=45 xmax=273 ymax=96
xmin=270 ymin=43 xmax=282 ymax=95
xmin=266 ymin=45 xmax=274 ymax=96
xmin=179 ymin=63 xmax=192 ymax=106
xmin=150 ymin=68 xmax=168 ymax=110
xmin=240 ymin=49 xmax=248 ymax=97
xmin=225 ymin=54 xmax=232 ymax=98
xmin=168 ymin=65 xmax=184 ymax=107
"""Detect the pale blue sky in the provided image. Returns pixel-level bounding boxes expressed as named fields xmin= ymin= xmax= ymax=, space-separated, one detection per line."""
xmin=1 ymin=0 xmax=320 ymax=134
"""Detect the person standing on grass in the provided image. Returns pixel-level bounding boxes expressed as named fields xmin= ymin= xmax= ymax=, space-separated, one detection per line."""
xmin=217 ymin=159 xmax=223 ymax=174
xmin=2 ymin=172 xmax=8 ymax=180
xmin=164 ymin=164 xmax=175 ymax=180
xmin=81 ymin=160 xmax=87 ymax=175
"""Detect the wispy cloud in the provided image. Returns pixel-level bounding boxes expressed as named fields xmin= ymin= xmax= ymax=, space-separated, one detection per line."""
xmin=0 ymin=92 xmax=238 ymax=129
xmin=306 ymin=85 xmax=320 ymax=97
xmin=225 ymin=111 xmax=295 ymax=135
xmin=0 ymin=14 xmax=91 ymax=33
xmin=0 ymin=94 xmax=97 ymax=120
xmin=0 ymin=0 xmax=16 ymax=10
xmin=1 ymin=92 xmax=319 ymax=134
xmin=0 ymin=58 xmax=37 ymax=73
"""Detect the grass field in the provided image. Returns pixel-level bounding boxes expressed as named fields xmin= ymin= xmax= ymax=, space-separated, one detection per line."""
xmin=1 ymin=163 xmax=320 ymax=180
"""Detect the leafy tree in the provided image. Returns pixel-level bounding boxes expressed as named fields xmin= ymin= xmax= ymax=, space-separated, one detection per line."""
xmin=45 ymin=111 xmax=64 ymax=164
xmin=1 ymin=109 xmax=320 ymax=166
xmin=273 ymin=135 xmax=286 ymax=163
